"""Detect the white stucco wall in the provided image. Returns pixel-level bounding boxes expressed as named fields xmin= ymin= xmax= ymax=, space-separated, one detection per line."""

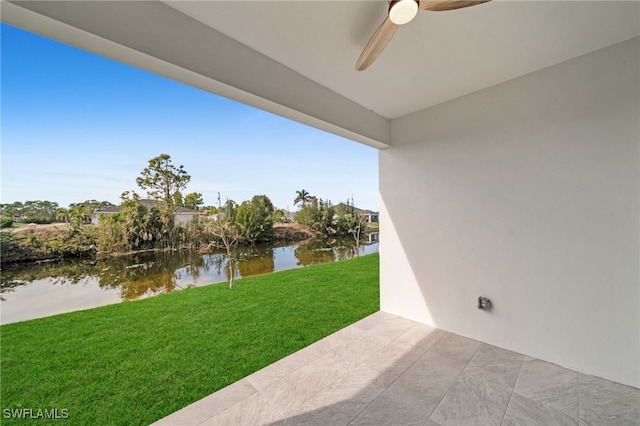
xmin=380 ymin=38 xmax=639 ymax=388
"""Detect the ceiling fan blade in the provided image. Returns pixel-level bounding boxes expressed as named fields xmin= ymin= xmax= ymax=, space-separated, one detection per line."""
xmin=419 ymin=0 xmax=491 ymax=12
xmin=356 ymin=17 xmax=398 ymax=71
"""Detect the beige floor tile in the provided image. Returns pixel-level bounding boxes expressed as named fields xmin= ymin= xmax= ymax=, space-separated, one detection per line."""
xmin=514 ymin=357 xmax=578 ymax=419
xmin=258 ymin=350 xmax=350 ymax=414
xmin=200 ymin=392 xmax=281 ymax=426
xmin=428 ymin=374 xmax=513 ymax=426
xmin=351 ymin=362 xmax=460 ymax=425
xmin=274 ymin=377 xmax=384 ymax=425
xmin=502 ymin=392 xmax=578 ymax=426
xmin=246 ymin=344 xmax=324 ymax=392
xmin=579 ymin=373 xmax=640 ymax=426
xmin=391 ymin=322 xmax=446 ymax=353
xmin=352 ymin=312 xmax=419 ymax=344
xmin=151 ymin=379 xmax=257 ymax=425
xmin=420 ymin=332 xmax=482 ymax=372
xmin=461 ymin=343 xmax=524 ymax=389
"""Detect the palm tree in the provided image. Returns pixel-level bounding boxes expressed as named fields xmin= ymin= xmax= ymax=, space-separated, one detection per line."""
xmin=294 ymin=189 xmax=312 ymax=207
xmin=56 ymin=208 xmax=71 ymax=228
xmin=69 ymin=204 xmax=89 ymax=230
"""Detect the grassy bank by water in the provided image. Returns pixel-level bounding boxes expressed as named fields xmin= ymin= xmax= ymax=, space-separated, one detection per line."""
xmin=1 ymin=254 xmax=379 ymax=425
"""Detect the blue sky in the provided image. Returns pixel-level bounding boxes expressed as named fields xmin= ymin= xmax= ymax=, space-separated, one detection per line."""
xmin=0 ymin=23 xmax=379 ymax=211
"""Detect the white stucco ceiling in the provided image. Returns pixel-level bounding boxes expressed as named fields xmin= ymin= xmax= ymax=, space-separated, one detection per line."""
xmin=2 ymin=1 xmax=639 ymax=148
xmin=164 ymin=1 xmax=640 ymax=119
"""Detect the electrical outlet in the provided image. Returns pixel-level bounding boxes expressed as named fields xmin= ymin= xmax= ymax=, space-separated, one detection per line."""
xmin=478 ymin=296 xmax=492 ymax=311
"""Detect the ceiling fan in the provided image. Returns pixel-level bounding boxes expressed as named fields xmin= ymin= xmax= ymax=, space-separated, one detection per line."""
xmin=356 ymin=0 xmax=491 ymax=71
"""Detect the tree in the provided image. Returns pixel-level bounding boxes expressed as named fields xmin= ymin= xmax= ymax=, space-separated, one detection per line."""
xmin=236 ymin=195 xmax=275 ymax=244
xmin=12 ymin=201 xmax=25 ymax=219
xmin=0 ymin=217 xmax=14 ymax=228
xmin=97 ymin=191 xmax=165 ymax=251
xmin=121 ymin=198 xmax=163 ymax=250
xmin=69 ymin=204 xmax=89 ymax=230
xmin=336 ymin=199 xmax=368 ymax=257
xmin=207 ymin=200 xmax=240 ymax=289
xmin=136 ymin=154 xmax=191 ymax=208
xmin=251 ymin=195 xmax=274 ymax=213
xmin=0 ymin=203 xmax=21 ymax=219
xmin=273 ymin=209 xmax=287 ymax=223
xmin=56 ymin=208 xmax=71 ymax=228
xmin=294 ymin=189 xmax=312 ymax=208
xmin=97 ymin=201 xmax=116 ymax=210
xmin=136 ymin=154 xmax=191 ymax=248
xmin=21 ymin=200 xmax=59 ymax=223
xmin=183 ymin=192 xmax=204 ymax=210
xmin=77 ymin=199 xmax=113 ymax=215
xmin=172 ymin=191 xmax=184 ymax=207
xmin=295 ymin=197 xmax=336 ymax=235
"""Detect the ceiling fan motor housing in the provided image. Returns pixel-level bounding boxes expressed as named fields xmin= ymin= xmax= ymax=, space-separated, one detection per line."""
xmin=389 ymin=0 xmax=419 ymax=25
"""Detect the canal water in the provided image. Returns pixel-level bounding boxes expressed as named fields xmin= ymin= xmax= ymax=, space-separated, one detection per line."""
xmin=0 ymin=236 xmax=378 ymax=325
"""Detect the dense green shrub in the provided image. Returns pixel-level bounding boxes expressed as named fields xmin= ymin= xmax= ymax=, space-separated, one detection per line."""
xmin=42 ymin=228 xmax=98 ymax=258
xmin=0 ymin=231 xmax=19 ymax=253
xmin=3 ymin=194 xmax=305 ymax=263
xmin=295 ymin=198 xmax=336 ymax=235
xmin=24 ymin=216 xmax=53 ymax=225
xmin=236 ymin=195 xmax=275 ymax=244
xmin=0 ymin=228 xmax=99 ymax=263
xmin=334 ymin=201 xmax=368 ymax=241
xmin=273 ymin=209 xmax=287 ymax=223
xmin=0 ymin=217 xmax=14 ymax=228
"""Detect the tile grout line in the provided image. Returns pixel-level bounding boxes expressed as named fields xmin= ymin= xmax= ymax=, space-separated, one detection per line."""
xmin=346 ymin=326 xmax=449 ymax=425
xmin=577 ymin=372 xmax=581 ymax=424
xmin=422 ymin=340 xmax=484 ymax=425
xmin=498 ymin=353 xmax=526 ymax=426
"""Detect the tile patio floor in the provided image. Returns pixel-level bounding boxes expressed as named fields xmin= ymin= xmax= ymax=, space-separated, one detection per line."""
xmin=153 ymin=311 xmax=640 ymax=426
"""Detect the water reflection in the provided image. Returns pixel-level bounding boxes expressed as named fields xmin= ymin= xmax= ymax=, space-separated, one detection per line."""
xmin=1 ymin=237 xmax=378 ymax=324
xmin=236 ymin=245 xmax=276 ymax=278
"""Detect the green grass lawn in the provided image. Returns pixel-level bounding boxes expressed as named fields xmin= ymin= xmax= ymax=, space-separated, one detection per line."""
xmin=1 ymin=254 xmax=379 ymax=425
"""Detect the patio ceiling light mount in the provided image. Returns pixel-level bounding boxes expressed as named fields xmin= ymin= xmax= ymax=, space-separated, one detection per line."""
xmin=389 ymin=0 xmax=419 ymax=25
xmin=356 ymin=0 xmax=492 ymax=71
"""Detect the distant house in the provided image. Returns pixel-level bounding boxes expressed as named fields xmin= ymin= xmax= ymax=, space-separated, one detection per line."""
xmin=91 ymin=199 xmax=202 ymax=225
xmin=334 ymin=204 xmax=379 ymax=223
xmin=357 ymin=209 xmax=379 ymax=223
xmin=202 ymin=212 xmax=225 ymax=222
xmin=91 ymin=205 xmax=121 ymax=224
